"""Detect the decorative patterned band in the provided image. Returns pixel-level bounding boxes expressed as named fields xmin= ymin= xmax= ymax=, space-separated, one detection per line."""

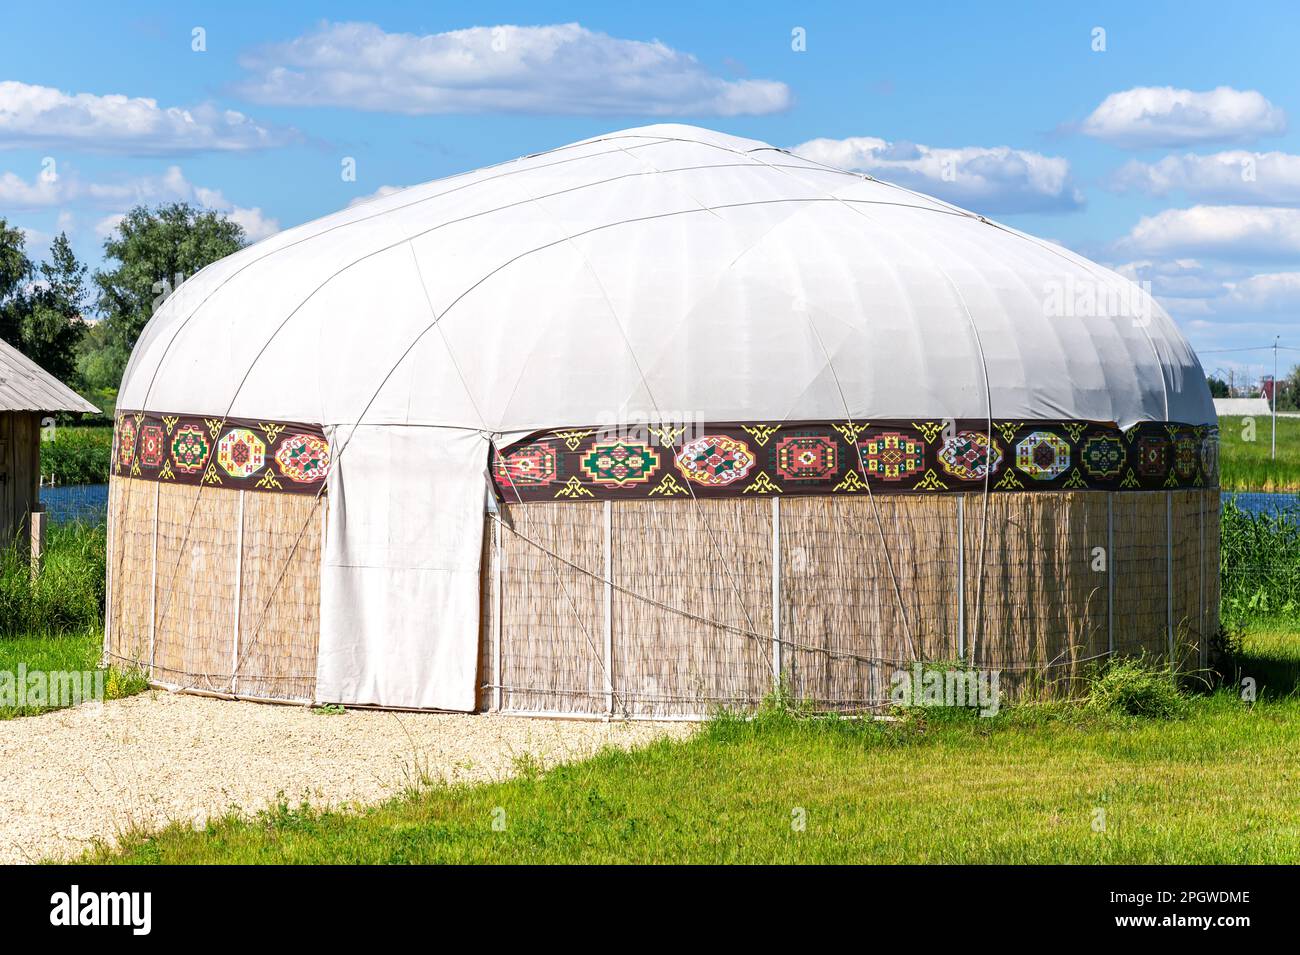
xmin=490 ymin=419 xmax=1219 ymax=502
xmin=113 ymin=411 xmax=330 ymax=495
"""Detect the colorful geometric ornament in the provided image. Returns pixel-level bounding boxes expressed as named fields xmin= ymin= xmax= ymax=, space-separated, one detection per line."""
xmin=493 ymin=441 xmax=558 ymax=488
xmin=275 ymin=433 xmax=331 ymax=484
xmin=579 ymin=439 xmax=660 ymax=487
xmin=858 ymin=431 xmax=925 ymax=482
xmin=675 ymin=434 xmax=756 ymax=487
xmin=774 ymin=434 xmax=838 ymax=481
xmin=1135 ymin=436 xmax=1169 ymax=478
xmin=1015 ymin=431 xmax=1071 ymax=481
xmin=937 ymin=431 xmax=1003 ymax=481
xmin=116 ymin=416 xmax=137 ymax=469
xmin=170 ymin=425 xmax=211 ymax=474
xmin=138 ymin=423 xmax=165 ymax=468
xmin=217 ymin=428 xmax=267 ymax=479
xmin=1081 ymin=434 xmax=1125 ymax=480
xmin=1174 ymin=432 xmax=1199 ymax=480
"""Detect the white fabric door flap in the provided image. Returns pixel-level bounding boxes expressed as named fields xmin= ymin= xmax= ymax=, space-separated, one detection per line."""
xmin=317 ymin=425 xmax=487 ymax=710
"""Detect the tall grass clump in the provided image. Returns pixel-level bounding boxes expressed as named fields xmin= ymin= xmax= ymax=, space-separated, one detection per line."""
xmin=0 ymin=522 xmax=106 ymax=636
xmin=1084 ymin=657 xmax=1186 ymax=719
xmin=40 ymin=425 xmax=112 ymax=485
xmin=1220 ymin=495 xmax=1300 ymax=624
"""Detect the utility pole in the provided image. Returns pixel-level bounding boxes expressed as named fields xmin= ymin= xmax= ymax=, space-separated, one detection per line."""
xmin=1273 ymin=336 xmax=1280 ymax=461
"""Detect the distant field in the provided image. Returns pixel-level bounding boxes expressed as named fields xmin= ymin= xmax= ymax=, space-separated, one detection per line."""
xmin=1218 ymin=415 xmax=1300 ymax=491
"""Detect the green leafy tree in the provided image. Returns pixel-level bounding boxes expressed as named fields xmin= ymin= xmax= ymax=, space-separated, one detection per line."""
xmin=74 ymin=319 xmax=128 ymax=419
xmin=22 ymin=233 xmax=89 ymax=381
xmin=0 ymin=217 xmax=33 ymax=346
xmin=1283 ymin=363 xmax=1300 ymax=412
xmin=0 ymin=223 xmax=89 ymax=381
xmin=1206 ymin=376 xmax=1230 ymax=399
xmin=94 ymin=203 xmax=245 ymax=384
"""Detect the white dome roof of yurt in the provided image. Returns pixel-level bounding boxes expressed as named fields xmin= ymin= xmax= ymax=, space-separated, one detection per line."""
xmin=119 ymin=124 xmax=1214 ymax=433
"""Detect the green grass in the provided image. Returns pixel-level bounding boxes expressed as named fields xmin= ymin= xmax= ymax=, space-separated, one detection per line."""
xmin=1232 ymin=622 xmax=1300 ymax=703
xmin=40 ymin=424 xmax=112 ymax=485
xmin=82 ymin=635 xmax=1300 ymax=865
xmin=0 ymin=628 xmax=146 ymax=719
xmin=0 ymin=521 xmax=146 ymax=718
xmin=0 ymin=522 xmax=106 ymax=635
xmin=1220 ymin=495 xmax=1300 ymax=625
xmin=1218 ymin=415 xmax=1300 ymax=491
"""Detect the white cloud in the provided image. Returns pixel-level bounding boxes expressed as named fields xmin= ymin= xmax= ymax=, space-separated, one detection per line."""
xmin=1111 ymin=150 xmax=1300 ymax=203
xmin=1081 ymin=86 xmax=1286 ymax=148
xmin=235 ymin=21 xmax=791 ymax=116
xmin=5 ymin=165 xmax=280 ymax=242
xmin=93 ymin=213 xmax=124 ymax=239
xmin=1110 ymin=257 xmax=1300 ymax=324
xmin=221 ymin=205 xmax=279 ymax=242
xmin=0 ymin=80 xmax=294 ymax=154
xmin=1112 ymin=257 xmax=1239 ymax=300
xmin=1115 ymin=205 xmax=1300 ymax=259
xmin=789 ymin=135 xmax=1084 ymax=214
xmin=1221 ymin=271 xmax=1300 ymax=311
xmin=0 ymin=168 xmax=63 ymax=206
xmin=347 ymin=184 xmax=407 ymax=208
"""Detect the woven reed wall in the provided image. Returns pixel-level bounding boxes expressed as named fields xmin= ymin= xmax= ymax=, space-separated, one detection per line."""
xmin=106 ymin=476 xmax=324 ymax=701
xmin=106 ymin=479 xmax=154 ymax=666
xmin=485 ymin=489 xmax=1219 ymax=717
xmin=612 ymin=500 xmax=772 ymax=718
xmin=108 ymin=478 xmax=1219 ymax=717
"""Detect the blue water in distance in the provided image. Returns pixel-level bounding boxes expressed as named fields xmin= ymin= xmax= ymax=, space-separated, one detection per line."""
xmin=40 ymin=483 xmax=109 ymax=525
xmin=1222 ymin=491 xmax=1300 ymax=522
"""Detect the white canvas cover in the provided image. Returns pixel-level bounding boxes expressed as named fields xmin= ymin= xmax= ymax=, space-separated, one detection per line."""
xmin=116 ymin=124 xmax=1216 ymax=710
xmin=316 ymin=425 xmax=486 ymax=711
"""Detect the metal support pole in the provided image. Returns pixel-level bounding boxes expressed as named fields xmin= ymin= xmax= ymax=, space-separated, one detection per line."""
xmin=1167 ymin=492 xmax=1175 ymax=667
xmin=492 ymin=516 xmax=502 ymax=712
xmin=957 ymin=495 xmax=965 ymax=662
xmin=1107 ymin=493 xmax=1115 ymax=656
xmin=1199 ymin=493 xmax=1207 ymax=670
xmin=603 ymin=499 xmax=613 ymax=716
xmin=1272 ymin=336 xmax=1279 ymax=461
xmin=771 ymin=496 xmax=782 ymax=688
xmin=231 ymin=489 xmax=245 ymax=696
xmin=148 ymin=481 xmax=159 ymax=676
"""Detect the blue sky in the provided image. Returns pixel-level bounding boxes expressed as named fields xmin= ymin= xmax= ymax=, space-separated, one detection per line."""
xmin=3 ymin=0 xmax=1298 ymax=382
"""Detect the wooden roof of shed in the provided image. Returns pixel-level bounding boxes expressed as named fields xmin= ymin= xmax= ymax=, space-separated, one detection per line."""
xmin=0 ymin=337 xmax=99 ymax=413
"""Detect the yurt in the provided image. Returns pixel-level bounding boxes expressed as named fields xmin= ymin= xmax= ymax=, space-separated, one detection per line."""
xmin=106 ymin=124 xmax=1219 ymax=718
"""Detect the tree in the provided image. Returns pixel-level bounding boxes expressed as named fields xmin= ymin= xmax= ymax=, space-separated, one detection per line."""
xmin=1283 ymin=363 xmax=1300 ymax=412
xmin=0 ymin=217 xmax=33 ymax=346
xmin=0 ymin=223 xmax=88 ymax=381
xmin=94 ymin=203 xmax=245 ymax=383
xmin=21 ymin=233 xmax=89 ymax=381
xmin=1206 ymin=376 xmax=1230 ymax=399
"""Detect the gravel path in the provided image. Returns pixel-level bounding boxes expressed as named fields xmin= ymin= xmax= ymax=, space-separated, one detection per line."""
xmin=0 ymin=691 xmax=691 ymax=864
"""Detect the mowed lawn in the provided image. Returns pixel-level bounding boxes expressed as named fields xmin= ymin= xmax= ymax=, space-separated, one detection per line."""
xmin=1219 ymin=414 xmax=1300 ymax=491
xmin=89 ymin=626 xmax=1300 ymax=865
